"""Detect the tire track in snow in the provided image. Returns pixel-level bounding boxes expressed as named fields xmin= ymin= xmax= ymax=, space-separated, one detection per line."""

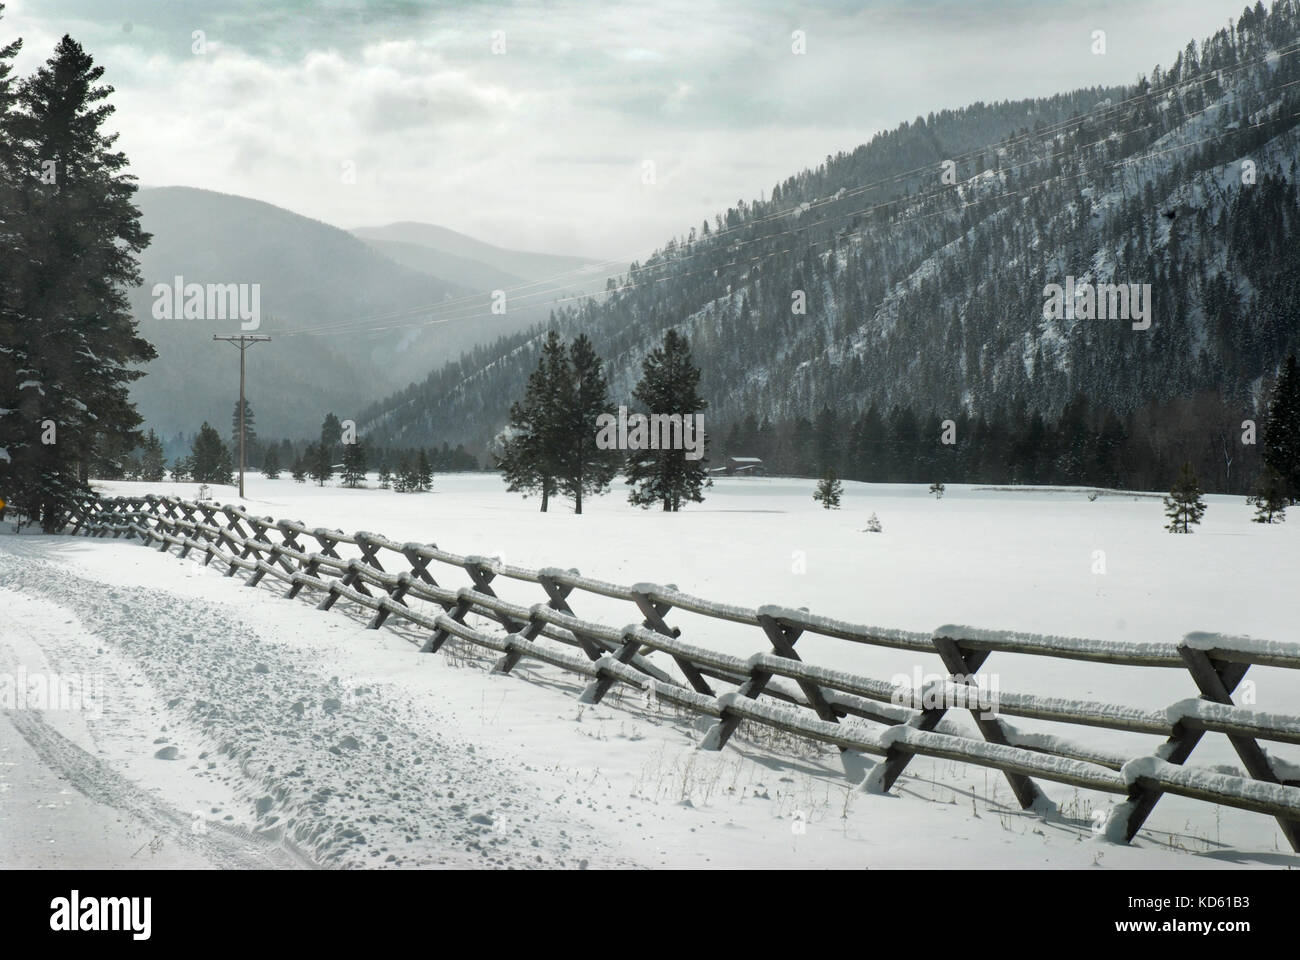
xmin=4 ymin=709 xmax=313 ymax=869
xmin=0 ymin=546 xmax=634 ymax=869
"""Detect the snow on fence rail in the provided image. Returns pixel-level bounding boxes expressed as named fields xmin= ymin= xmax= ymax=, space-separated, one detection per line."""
xmin=60 ymin=494 xmax=1300 ymax=850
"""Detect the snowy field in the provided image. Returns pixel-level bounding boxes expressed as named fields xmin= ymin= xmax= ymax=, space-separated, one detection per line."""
xmin=2 ymin=473 xmax=1297 ymax=869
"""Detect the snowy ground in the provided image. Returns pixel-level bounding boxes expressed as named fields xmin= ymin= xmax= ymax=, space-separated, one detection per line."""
xmin=1 ymin=474 xmax=1297 ymax=869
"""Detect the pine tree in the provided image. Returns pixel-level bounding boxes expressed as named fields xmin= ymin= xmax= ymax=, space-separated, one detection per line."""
xmin=496 ymin=330 xmax=568 ymax=511
xmin=1263 ymin=354 xmax=1299 ymax=502
xmin=291 ymin=456 xmax=307 ymax=483
xmin=864 ymin=512 xmax=883 ymax=533
xmin=1164 ymin=462 xmax=1206 ymax=533
xmin=625 ymin=329 xmax=711 ymax=511
xmin=0 ymin=7 xmax=26 ymax=516
xmin=560 ymin=334 xmax=620 ymax=513
xmin=0 ymin=31 xmax=155 ymax=529
xmin=261 ymin=444 xmax=281 ymax=480
xmin=139 ymin=429 xmax=167 ymax=482
xmin=231 ymin=398 xmax=256 ymax=463
xmin=813 ymin=467 xmax=842 ymax=509
xmin=342 ymin=441 xmax=367 ymax=488
xmin=320 ymin=412 xmax=342 ymax=454
xmin=416 ymin=449 xmax=433 ymax=492
xmin=377 ymin=458 xmax=392 ymax=489
xmin=190 ymin=423 xmax=233 ymax=485
xmin=401 ymin=454 xmax=420 ymax=493
xmin=1247 ymin=467 xmax=1287 ymax=523
xmin=390 ymin=453 xmax=415 ymax=493
xmin=929 ymin=481 xmax=946 ymax=499
xmin=307 ymin=441 xmax=333 ymax=486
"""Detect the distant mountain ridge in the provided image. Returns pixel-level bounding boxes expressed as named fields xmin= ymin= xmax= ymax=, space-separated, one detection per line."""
xmin=127 ymin=188 xmax=595 ymax=441
xmin=351 ymin=221 xmax=600 ymax=283
xmin=358 ymin=237 xmax=527 ymax=293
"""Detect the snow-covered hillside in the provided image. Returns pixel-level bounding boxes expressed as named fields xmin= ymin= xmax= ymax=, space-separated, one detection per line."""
xmin=2 ymin=475 xmax=1296 ymax=869
xmin=364 ymin=8 xmax=1300 ymax=454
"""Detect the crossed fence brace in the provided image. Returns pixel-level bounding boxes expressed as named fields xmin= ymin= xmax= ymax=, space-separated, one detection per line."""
xmin=1121 ymin=637 xmax=1300 ymax=849
xmin=55 ymin=493 xmax=1300 ymax=852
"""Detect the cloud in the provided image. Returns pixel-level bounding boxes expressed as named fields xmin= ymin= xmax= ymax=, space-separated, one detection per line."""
xmin=3 ymin=0 xmax=1249 ymax=258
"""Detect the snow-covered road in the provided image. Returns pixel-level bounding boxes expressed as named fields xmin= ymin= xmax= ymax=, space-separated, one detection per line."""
xmin=0 ymin=539 xmax=631 ymax=869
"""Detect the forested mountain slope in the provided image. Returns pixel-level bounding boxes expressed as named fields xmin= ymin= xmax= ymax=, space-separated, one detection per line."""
xmin=360 ymin=3 xmax=1300 ymax=471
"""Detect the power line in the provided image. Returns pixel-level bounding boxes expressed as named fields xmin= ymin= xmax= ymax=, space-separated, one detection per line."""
xmin=213 ymin=334 xmax=272 ymax=499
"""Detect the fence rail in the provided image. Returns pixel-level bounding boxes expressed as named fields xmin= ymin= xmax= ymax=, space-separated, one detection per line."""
xmin=59 ymin=493 xmax=1300 ymax=851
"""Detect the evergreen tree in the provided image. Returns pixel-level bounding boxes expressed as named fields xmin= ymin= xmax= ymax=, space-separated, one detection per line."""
xmin=89 ymin=429 xmax=134 ymax=480
xmin=625 ymin=329 xmax=711 ymax=511
xmin=377 ymin=457 xmax=392 ymax=489
xmin=291 ymin=455 xmax=307 ymax=483
xmin=864 ymin=512 xmax=883 ymax=533
xmin=261 ymin=444 xmax=281 ymax=480
xmin=813 ymin=467 xmax=843 ymax=509
xmin=561 ymin=334 xmax=620 ymax=513
xmin=231 ymin=398 xmax=256 ymax=463
xmin=404 ymin=453 xmax=422 ymax=492
xmin=1263 ymin=354 xmax=1299 ymax=501
xmin=307 ymin=441 xmax=333 ymax=486
xmin=391 ymin=453 xmax=416 ymax=493
xmin=0 ymin=31 xmax=155 ymax=529
xmin=414 ymin=449 xmax=432 ymax=491
xmin=929 ymin=480 xmax=946 ymax=499
xmin=1164 ymin=462 xmax=1206 ymax=533
xmin=320 ymin=412 xmax=342 ymax=452
xmin=139 ymin=428 xmax=167 ymax=482
xmin=170 ymin=456 xmax=192 ymax=483
xmin=1247 ymin=467 xmax=1287 ymax=523
xmin=190 ymin=423 xmax=233 ymax=485
xmin=342 ymin=441 xmax=367 ymax=488
xmin=0 ymin=5 xmax=23 ymax=214
xmin=495 ymin=330 xmax=568 ymax=511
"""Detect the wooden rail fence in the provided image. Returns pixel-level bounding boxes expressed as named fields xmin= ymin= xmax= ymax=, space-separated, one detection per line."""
xmin=56 ymin=493 xmax=1300 ymax=851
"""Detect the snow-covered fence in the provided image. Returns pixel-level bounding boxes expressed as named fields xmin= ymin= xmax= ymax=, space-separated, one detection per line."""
xmin=65 ymin=494 xmax=1300 ymax=850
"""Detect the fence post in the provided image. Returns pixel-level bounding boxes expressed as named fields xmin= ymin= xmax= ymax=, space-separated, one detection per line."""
xmin=1120 ymin=637 xmax=1300 ymax=851
xmin=632 ymin=586 xmax=713 ymax=695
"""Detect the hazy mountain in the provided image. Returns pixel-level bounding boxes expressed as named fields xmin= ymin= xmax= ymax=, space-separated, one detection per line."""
xmin=128 ymin=188 xmax=567 ymax=441
xmin=351 ymin=221 xmax=600 ymax=284
xmin=349 ymin=222 xmax=618 ymax=356
xmin=358 ymin=238 xmax=527 ymax=294
xmin=358 ymin=4 xmax=1300 ymax=458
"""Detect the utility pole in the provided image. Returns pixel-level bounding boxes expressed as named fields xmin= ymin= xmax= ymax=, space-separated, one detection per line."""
xmin=213 ymin=335 xmax=271 ymax=499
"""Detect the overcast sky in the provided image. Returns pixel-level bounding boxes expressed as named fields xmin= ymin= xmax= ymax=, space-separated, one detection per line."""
xmin=6 ymin=0 xmax=1247 ymax=259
